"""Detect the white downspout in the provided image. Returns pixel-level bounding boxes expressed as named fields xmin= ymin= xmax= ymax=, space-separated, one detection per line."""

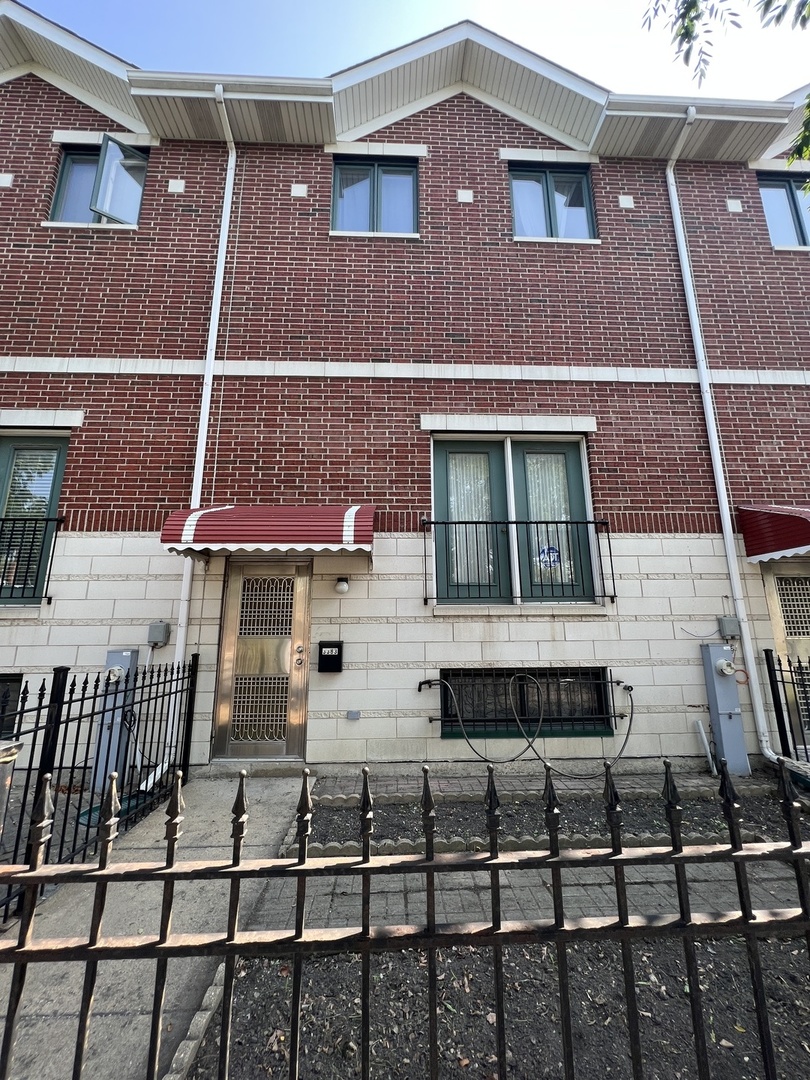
xmin=173 ymin=84 xmax=237 ymax=667
xmin=665 ymin=107 xmax=777 ymax=762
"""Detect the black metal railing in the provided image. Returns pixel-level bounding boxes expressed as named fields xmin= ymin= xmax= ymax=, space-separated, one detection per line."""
xmin=0 ymin=760 xmax=808 ymax=1080
xmin=422 ymin=517 xmax=615 ymax=604
xmin=0 ymin=655 xmax=198 ymax=918
xmin=0 ymin=516 xmax=63 ymax=603
xmin=763 ymin=649 xmax=810 ymax=763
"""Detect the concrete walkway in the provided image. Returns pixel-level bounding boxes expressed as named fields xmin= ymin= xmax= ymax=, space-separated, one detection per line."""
xmin=0 ymin=774 xmax=302 ymax=1080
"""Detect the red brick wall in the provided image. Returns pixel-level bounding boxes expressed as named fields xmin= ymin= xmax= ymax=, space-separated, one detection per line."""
xmin=216 ymin=94 xmax=696 ymax=367
xmin=677 ymin=162 xmax=810 ymax=371
xmin=0 ymin=373 xmax=199 ymax=531
xmin=0 ymin=75 xmax=225 ymax=359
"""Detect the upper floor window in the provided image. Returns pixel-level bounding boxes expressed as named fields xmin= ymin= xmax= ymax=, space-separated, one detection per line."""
xmin=429 ymin=438 xmax=600 ymax=605
xmin=510 ymin=167 xmax=595 ymax=240
xmin=0 ymin=437 xmax=67 ymax=603
xmin=759 ymin=175 xmax=810 ymax=247
xmin=51 ymin=135 xmax=148 ymax=225
xmin=332 ymin=158 xmax=417 ymax=234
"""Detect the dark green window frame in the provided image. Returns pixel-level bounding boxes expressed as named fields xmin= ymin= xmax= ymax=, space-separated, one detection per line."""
xmin=758 ymin=174 xmax=810 ymax=247
xmin=51 ymin=135 xmax=148 ymax=225
xmin=509 ymin=166 xmax=596 ymax=239
xmin=331 ymin=158 xmax=418 ymax=233
xmin=432 ymin=438 xmax=594 ymax=605
xmin=0 ymin=436 xmax=67 ymax=604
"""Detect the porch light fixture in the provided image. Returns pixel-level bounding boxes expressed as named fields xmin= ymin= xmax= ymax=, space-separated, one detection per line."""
xmin=334 ymin=577 xmax=350 ymax=594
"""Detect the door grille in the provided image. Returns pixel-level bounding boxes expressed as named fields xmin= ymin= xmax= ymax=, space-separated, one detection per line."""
xmin=238 ymin=576 xmax=294 ymax=637
xmin=230 ymin=675 xmax=288 ymax=742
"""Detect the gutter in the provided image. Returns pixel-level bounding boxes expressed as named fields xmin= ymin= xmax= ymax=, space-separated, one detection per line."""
xmin=665 ymin=108 xmax=777 ymax=763
xmin=173 ymin=84 xmax=237 ymax=668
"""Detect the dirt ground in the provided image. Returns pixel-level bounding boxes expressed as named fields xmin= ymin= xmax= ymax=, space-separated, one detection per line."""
xmin=188 ymin=793 xmax=810 ymax=1080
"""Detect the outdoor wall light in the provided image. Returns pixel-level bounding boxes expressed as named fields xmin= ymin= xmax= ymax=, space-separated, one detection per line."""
xmin=334 ymin=577 xmax=350 ymax=594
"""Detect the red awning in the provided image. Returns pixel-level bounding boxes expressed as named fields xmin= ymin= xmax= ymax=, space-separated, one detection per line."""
xmin=737 ymin=504 xmax=810 ymax=562
xmin=160 ymin=505 xmax=375 ymax=556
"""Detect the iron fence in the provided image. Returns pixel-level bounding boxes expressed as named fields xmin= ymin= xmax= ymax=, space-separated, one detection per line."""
xmin=763 ymin=649 xmax=810 ymax=764
xmin=0 ymin=758 xmax=808 ymax=1080
xmin=0 ymin=655 xmax=198 ymax=918
xmin=0 ymin=516 xmax=62 ymax=603
xmin=422 ymin=518 xmax=616 ymax=604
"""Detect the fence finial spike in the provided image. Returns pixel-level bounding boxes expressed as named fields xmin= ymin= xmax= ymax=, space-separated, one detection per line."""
xmin=101 ymin=771 xmax=121 ymax=823
xmin=421 ymin=764 xmax=435 ymax=815
xmin=166 ymin=769 xmax=185 ymax=819
xmin=661 ymin=758 xmax=681 ymax=809
xmin=360 ymin=765 xmax=373 ymax=818
xmin=296 ymin=768 xmax=312 ymax=818
xmin=231 ymin=769 xmax=249 ymax=821
xmin=603 ymin=760 xmax=621 ymax=812
xmin=485 ymin=763 xmax=500 ymax=815
xmin=32 ymin=772 xmax=54 ymax=827
xmin=718 ymin=758 xmax=739 ymax=808
xmin=543 ymin=763 xmax=560 ymax=814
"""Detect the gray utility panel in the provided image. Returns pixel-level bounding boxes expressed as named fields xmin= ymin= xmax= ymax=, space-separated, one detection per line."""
xmin=700 ymin=643 xmax=750 ymax=776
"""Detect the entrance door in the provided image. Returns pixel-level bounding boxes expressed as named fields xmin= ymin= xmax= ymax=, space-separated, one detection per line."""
xmin=214 ymin=561 xmax=311 ymax=758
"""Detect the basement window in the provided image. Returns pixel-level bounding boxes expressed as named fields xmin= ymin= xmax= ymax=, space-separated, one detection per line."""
xmin=438 ymin=667 xmax=614 ymax=737
xmin=51 ymin=135 xmax=148 ymax=225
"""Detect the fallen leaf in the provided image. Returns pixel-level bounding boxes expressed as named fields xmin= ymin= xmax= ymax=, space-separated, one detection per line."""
xmin=734 ymin=1025 xmax=746 ymax=1033
xmin=486 ymin=1012 xmax=497 ymax=1025
xmin=458 ymin=1057 xmax=471 ymax=1068
xmin=719 ymin=1039 xmax=734 ymax=1049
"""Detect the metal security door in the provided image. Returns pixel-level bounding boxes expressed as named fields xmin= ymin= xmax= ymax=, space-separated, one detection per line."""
xmin=214 ymin=562 xmax=311 ymax=758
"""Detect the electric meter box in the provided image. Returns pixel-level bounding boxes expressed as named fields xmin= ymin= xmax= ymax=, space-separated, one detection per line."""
xmin=318 ymin=641 xmax=343 ymax=673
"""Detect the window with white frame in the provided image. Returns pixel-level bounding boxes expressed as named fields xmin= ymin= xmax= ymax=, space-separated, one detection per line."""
xmin=51 ymin=135 xmax=148 ymax=225
xmin=431 ymin=438 xmax=596 ymax=604
xmin=332 ymin=158 xmax=417 ymax=233
xmin=510 ymin=167 xmax=595 ymax=239
xmin=758 ymin=175 xmax=810 ymax=247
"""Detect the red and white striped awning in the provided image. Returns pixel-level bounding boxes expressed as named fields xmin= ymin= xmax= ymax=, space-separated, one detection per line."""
xmin=161 ymin=505 xmax=375 ymax=556
xmin=738 ymin=503 xmax=810 ymax=563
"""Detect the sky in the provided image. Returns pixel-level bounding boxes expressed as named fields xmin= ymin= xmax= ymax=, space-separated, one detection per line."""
xmin=18 ymin=0 xmax=810 ymax=102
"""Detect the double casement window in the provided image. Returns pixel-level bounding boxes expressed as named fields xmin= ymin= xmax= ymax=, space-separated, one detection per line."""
xmin=52 ymin=135 xmax=148 ymax=225
xmin=0 ymin=438 xmax=66 ymax=602
xmin=431 ymin=439 xmax=595 ymax=604
xmin=332 ymin=158 xmax=418 ymax=234
xmin=759 ymin=175 xmax=810 ymax=247
xmin=510 ymin=167 xmax=595 ymax=239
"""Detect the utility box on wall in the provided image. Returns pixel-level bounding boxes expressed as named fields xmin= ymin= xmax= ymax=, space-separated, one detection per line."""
xmin=700 ymin=643 xmax=750 ymax=776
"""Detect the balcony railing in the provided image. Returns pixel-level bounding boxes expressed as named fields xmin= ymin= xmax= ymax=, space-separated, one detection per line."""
xmin=0 ymin=516 xmax=63 ymax=603
xmin=422 ymin=517 xmax=615 ymax=604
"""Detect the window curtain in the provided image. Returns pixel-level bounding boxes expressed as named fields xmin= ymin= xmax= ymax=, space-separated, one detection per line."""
xmin=523 ymin=452 xmax=574 ymax=585
xmin=335 ymin=167 xmax=371 ymax=231
xmin=511 ymin=177 xmax=548 ymax=237
xmin=379 ymin=170 xmax=414 ymax=232
xmin=447 ymin=452 xmax=494 ymax=586
xmin=552 ymin=176 xmax=589 ymax=239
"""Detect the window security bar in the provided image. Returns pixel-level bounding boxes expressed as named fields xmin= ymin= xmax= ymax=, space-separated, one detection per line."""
xmin=0 ymin=517 xmax=63 ymax=603
xmin=429 ymin=666 xmax=617 ymax=737
xmin=422 ymin=517 xmax=615 ymax=605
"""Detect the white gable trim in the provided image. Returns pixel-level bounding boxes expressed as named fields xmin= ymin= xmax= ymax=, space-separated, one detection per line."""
xmin=0 ymin=0 xmax=135 ymax=77
xmin=1 ymin=63 xmax=147 ymax=132
xmin=336 ymin=83 xmax=593 ymax=151
xmin=748 ymin=157 xmax=810 ymax=173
